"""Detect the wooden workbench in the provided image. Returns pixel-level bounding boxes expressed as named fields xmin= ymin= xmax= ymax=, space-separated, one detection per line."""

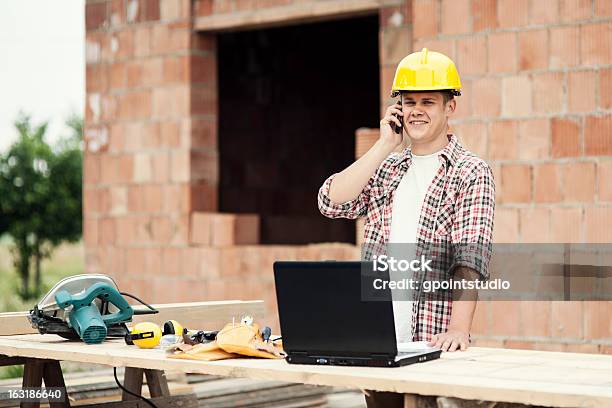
xmin=1 ymin=334 xmax=612 ymax=408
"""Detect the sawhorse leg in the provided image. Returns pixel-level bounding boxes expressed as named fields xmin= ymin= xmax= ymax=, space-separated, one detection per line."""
xmin=122 ymin=367 xmax=170 ymax=400
xmin=404 ymin=394 xmax=416 ymax=408
xmin=20 ymin=358 xmax=69 ymax=408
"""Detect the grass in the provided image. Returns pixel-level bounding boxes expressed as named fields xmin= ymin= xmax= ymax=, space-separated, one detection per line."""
xmin=0 ymin=240 xmax=84 ymax=378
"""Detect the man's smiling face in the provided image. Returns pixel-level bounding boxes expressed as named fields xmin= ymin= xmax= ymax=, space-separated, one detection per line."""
xmin=401 ymin=91 xmax=455 ymax=144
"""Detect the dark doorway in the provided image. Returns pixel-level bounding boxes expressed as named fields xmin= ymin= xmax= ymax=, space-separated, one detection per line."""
xmin=218 ymin=15 xmax=380 ymax=245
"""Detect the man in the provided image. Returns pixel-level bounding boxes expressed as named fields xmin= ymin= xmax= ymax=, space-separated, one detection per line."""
xmin=318 ymin=48 xmax=495 ymax=354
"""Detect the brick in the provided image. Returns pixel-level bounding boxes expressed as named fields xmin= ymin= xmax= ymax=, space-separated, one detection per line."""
xmin=440 ymin=0 xmax=470 ymax=34
xmin=99 ymin=218 xmax=116 ymax=245
xmin=598 ymin=161 xmax=612 ymax=201
xmin=86 ymin=65 xmax=108 ymax=93
xmin=488 ymin=32 xmax=517 ymax=73
xmin=489 ymin=120 xmax=518 ymax=160
xmin=380 ymin=3 xmax=412 ymax=28
xmin=151 ymin=216 xmax=172 ymax=243
xmin=504 ymin=340 xmax=535 ymax=350
xmin=109 ymin=0 xmax=126 ymax=26
xmin=498 ymin=0 xmax=529 ymax=28
xmin=152 ymin=86 xmax=189 ymax=118
xmin=86 ymin=1 xmax=108 ymax=30
xmin=452 ymin=122 xmax=487 ymax=157
xmin=550 ymin=207 xmax=583 ymax=242
xmin=470 ymin=301 xmax=489 ymax=335
xmin=532 ymin=72 xmax=564 ymax=114
xmin=380 ymin=27 xmax=412 ymax=66
xmin=585 ymin=206 xmax=612 ymax=242
xmin=493 ymin=208 xmax=519 ymax=243
xmin=519 ymin=208 xmax=551 ymax=243
xmin=84 ymin=154 xmax=101 ymax=185
xmin=550 ymin=26 xmax=580 ymax=68
xmin=191 ymin=150 xmax=219 ymax=184
xmin=117 ymin=91 xmax=152 ymax=120
xmin=530 ymin=0 xmax=559 ymax=23
xmin=162 ymin=56 xmax=188 ymax=84
xmin=551 ymin=301 xmax=583 ymax=339
xmin=84 ymin=217 xmax=99 ymax=247
xmin=502 ymin=75 xmax=532 ymax=117
xmin=142 ymin=0 xmax=160 ymax=21
xmin=490 ymin=301 xmax=521 ymax=335
xmin=161 ymin=247 xmax=182 ymax=276
xmin=472 ymin=0 xmax=498 ymax=31
xmin=534 ymin=163 xmax=562 ymax=203
xmin=213 ymin=0 xmax=234 ymax=12
xmin=109 ymin=186 xmax=128 ymax=215
xmin=600 ymin=67 xmax=612 ymax=110
xmin=190 ymin=181 xmax=218 ymax=212
xmin=583 ymin=301 xmax=612 ymax=340
xmin=564 ymin=343 xmax=600 ymax=354
xmin=560 ymin=0 xmax=593 ymax=21
xmin=160 ymin=0 xmax=189 ymax=20
xmin=518 ymin=119 xmax=550 ymax=160
xmin=563 ymin=162 xmax=596 ymax=202
xmin=569 ymin=70 xmax=598 ymax=113
xmin=585 ymin=115 xmax=612 ymax=156
xmin=133 ymin=27 xmax=151 ymax=57
xmin=109 ymin=62 xmax=126 ymax=90
xmin=191 ymin=86 xmax=217 ymax=116
xmin=380 ymin=65 xmax=396 ymax=103
xmin=595 ymin=0 xmax=612 ymax=16
xmin=413 ymin=38 xmax=456 ymax=62
xmin=551 ymin=118 xmax=581 ymax=158
xmin=457 ymin=36 xmax=488 ymax=75
xmin=133 ymin=153 xmax=152 ymax=182
xmin=581 ymin=23 xmax=612 ymax=66
xmin=191 ymin=54 xmax=217 ymax=84
xmin=114 ymin=30 xmax=135 ymax=59
xmin=520 ymin=301 xmax=551 ymax=336
xmin=190 ymin=213 xmax=260 ymax=246
xmin=518 ymin=29 xmax=548 ymax=71
xmin=191 ymin=118 xmax=217 ymax=149
xmin=471 ymin=78 xmax=501 ymax=119
xmin=413 ymin=0 xmax=439 ymax=38
xmin=150 ymin=153 xmax=169 ymax=182
xmin=194 ymin=0 xmax=213 ymax=16
xmin=501 ymin=164 xmax=531 ymax=203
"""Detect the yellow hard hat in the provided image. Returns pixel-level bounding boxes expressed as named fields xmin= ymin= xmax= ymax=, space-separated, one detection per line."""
xmin=125 ymin=322 xmax=162 ymax=349
xmin=391 ymin=48 xmax=462 ymax=97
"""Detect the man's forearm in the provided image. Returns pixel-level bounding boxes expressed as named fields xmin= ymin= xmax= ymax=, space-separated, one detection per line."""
xmin=328 ymin=139 xmax=396 ymax=204
xmin=448 ymin=266 xmax=479 ymax=333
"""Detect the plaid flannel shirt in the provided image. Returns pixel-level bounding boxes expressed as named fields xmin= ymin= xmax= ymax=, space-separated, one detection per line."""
xmin=318 ymin=134 xmax=495 ymax=341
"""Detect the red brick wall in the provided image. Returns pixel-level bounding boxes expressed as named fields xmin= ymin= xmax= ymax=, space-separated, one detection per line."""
xmin=396 ymin=0 xmax=611 ymax=353
xmin=85 ymin=0 xmax=611 ymax=347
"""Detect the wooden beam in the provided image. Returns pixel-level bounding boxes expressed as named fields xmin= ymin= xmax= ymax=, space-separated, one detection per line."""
xmin=42 ymin=360 xmax=70 ymax=408
xmin=21 ymin=359 xmax=44 ymax=408
xmin=194 ymin=0 xmax=396 ymax=32
xmin=78 ymin=393 xmax=198 ymax=408
xmin=143 ymin=370 xmax=170 ymax=398
xmin=0 ymin=300 xmax=264 ymax=336
xmin=0 ymin=354 xmax=26 ymax=366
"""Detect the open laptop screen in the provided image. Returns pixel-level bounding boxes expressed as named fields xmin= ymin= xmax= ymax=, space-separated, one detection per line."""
xmin=274 ymin=261 xmax=397 ymax=357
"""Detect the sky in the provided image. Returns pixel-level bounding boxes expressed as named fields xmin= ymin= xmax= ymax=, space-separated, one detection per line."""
xmin=0 ymin=0 xmax=84 ymax=152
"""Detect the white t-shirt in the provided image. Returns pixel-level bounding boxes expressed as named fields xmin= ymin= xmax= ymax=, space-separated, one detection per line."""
xmin=388 ymin=150 xmax=442 ymax=342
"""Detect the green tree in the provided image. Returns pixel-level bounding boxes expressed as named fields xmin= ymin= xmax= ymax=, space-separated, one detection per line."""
xmin=0 ymin=113 xmax=83 ymax=299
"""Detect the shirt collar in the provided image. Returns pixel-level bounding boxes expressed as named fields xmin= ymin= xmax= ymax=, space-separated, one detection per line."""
xmin=393 ymin=134 xmax=460 ymax=168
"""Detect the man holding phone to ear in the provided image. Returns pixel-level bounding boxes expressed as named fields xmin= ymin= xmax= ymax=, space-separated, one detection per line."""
xmin=318 ymin=49 xmax=495 ymax=356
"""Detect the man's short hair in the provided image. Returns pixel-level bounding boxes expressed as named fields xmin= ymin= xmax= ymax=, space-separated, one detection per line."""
xmin=400 ymin=90 xmax=455 ymax=104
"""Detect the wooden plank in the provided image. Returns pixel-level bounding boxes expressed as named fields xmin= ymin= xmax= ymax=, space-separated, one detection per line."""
xmin=143 ymin=370 xmax=170 ymax=398
xmin=193 ymin=0 xmax=399 ymax=32
xmin=77 ymin=393 xmax=198 ymax=408
xmin=0 ymin=301 xmax=264 ymax=336
xmin=2 ymin=336 xmax=612 ymax=408
xmin=403 ymin=394 xmax=416 ymax=408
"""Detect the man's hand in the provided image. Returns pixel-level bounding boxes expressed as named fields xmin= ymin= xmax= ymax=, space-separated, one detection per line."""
xmin=379 ymin=102 xmax=405 ymax=150
xmin=427 ymin=329 xmax=470 ymax=352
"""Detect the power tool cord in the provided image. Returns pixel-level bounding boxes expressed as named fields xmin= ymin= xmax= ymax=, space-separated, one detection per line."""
xmin=120 ymin=292 xmax=159 ymax=314
xmin=113 ymin=367 xmax=159 ymax=408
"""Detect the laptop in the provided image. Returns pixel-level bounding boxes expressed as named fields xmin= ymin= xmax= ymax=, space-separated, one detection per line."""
xmin=273 ymin=261 xmax=442 ymax=367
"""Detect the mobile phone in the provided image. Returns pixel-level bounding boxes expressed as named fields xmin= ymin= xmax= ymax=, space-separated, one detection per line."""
xmin=390 ymin=100 xmax=403 ymax=135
